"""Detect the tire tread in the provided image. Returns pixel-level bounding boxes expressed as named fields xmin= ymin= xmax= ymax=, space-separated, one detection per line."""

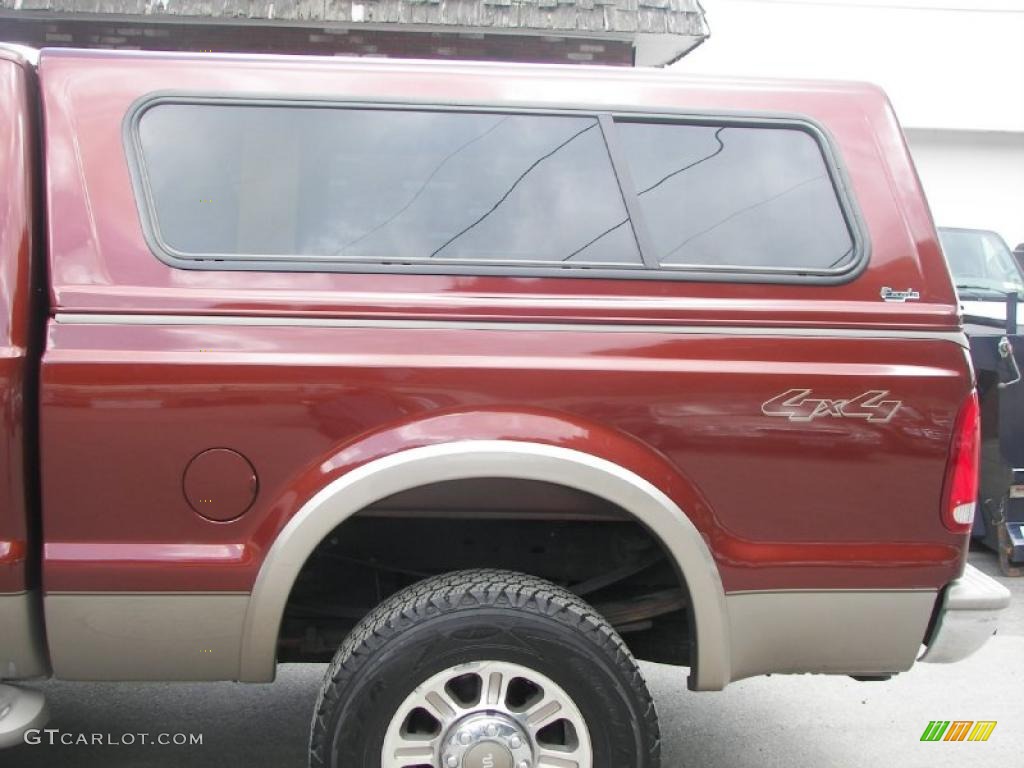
xmin=309 ymin=569 xmax=660 ymax=767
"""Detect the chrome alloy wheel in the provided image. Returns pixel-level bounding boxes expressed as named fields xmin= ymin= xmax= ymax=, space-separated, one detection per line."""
xmin=381 ymin=660 xmax=593 ymax=768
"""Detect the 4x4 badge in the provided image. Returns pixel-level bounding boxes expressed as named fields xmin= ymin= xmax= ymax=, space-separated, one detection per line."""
xmin=762 ymin=389 xmax=902 ymax=423
xmin=880 ymin=286 xmax=920 ymax=302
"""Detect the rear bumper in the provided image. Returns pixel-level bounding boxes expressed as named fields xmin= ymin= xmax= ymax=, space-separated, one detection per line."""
xmin=919 ymin=564 xmax=1011 ymax=664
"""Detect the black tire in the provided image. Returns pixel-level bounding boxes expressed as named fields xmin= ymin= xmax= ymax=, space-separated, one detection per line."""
xmin=309 ymin=569 xmax=660 ymax=768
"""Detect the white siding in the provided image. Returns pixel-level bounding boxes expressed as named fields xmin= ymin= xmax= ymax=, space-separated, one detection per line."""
xmin=907 ymin=129 xmax=1024 ymax=247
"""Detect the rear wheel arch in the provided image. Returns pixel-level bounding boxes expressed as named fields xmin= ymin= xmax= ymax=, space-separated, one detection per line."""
xmin=238 ymin=440 xmax=732 ymax=690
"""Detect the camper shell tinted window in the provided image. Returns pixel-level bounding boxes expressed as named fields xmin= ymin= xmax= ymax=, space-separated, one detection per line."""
xmin=615 ymin=120 xmax=856 ymax=273
xmin=134 ymin=104 xmax=643 ymax=268
xmin=127 ymin=98 xmax=864 ymax=282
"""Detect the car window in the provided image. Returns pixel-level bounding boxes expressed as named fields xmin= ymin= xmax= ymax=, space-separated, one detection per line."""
xmin=131 ymin=101 xmax=865 ymax=281
xmin=614 ymin=120 xmax=856 ymax=273
xmin=135 ymin=104 xmax=643 ymax=267
xmin=939 ymin=229 xmax=1024 ymax=296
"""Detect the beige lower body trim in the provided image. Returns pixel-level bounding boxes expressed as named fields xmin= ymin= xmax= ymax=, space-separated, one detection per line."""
xmin=39 ymin=588 xmax=939 ymax=685
xmin=0 ymin=591 xmax=49 ymax=680
xmin=726 ymin=589 xmax=938 ymax=682
xmin=44 ymin=593 xmax=249 ymax=681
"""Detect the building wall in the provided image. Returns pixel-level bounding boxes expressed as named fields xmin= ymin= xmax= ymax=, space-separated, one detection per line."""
xmin=675 ymin=0 xmax=1024 ymax=245
xmin=907 ymin=129 xmax=1024 ymax=250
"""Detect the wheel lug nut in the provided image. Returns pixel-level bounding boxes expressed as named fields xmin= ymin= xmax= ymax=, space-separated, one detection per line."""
xmin=458 ymin=731 xmax=471 ymax=745
xmin=517 ymin=761 xmax=529 ymax=768
xmin=486 ymin=723 xmax=498 ymax=737
xmin=446 ymin=757 xmax=458 ymax=768
xmin=509 ymin=734 xmax=522 ymax=748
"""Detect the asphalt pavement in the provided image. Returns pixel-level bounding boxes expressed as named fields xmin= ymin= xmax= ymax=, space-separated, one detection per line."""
xmin=5 ymin=548 xmax=1020 ymax=768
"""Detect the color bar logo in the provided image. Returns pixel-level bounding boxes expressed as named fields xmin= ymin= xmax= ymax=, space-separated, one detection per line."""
xmin=921 ymin=721 xmax=997 ymax=742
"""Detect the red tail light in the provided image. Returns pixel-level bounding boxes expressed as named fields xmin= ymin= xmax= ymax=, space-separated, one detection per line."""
xmin=942 ymin=391 xmax=980 ymax=533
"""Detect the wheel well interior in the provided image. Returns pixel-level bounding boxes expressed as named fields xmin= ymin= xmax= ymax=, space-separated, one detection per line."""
xmin=278 ymin=477 xmax=693 ymax=667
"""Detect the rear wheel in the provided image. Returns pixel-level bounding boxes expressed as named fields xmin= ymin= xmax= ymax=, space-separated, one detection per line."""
xmin=309 ymin=569 xmax=660 ymax=768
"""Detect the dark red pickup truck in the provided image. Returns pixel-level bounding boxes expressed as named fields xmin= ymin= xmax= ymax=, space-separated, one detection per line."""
xmin=0 ymin=44 xmax=1011 ymax=768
